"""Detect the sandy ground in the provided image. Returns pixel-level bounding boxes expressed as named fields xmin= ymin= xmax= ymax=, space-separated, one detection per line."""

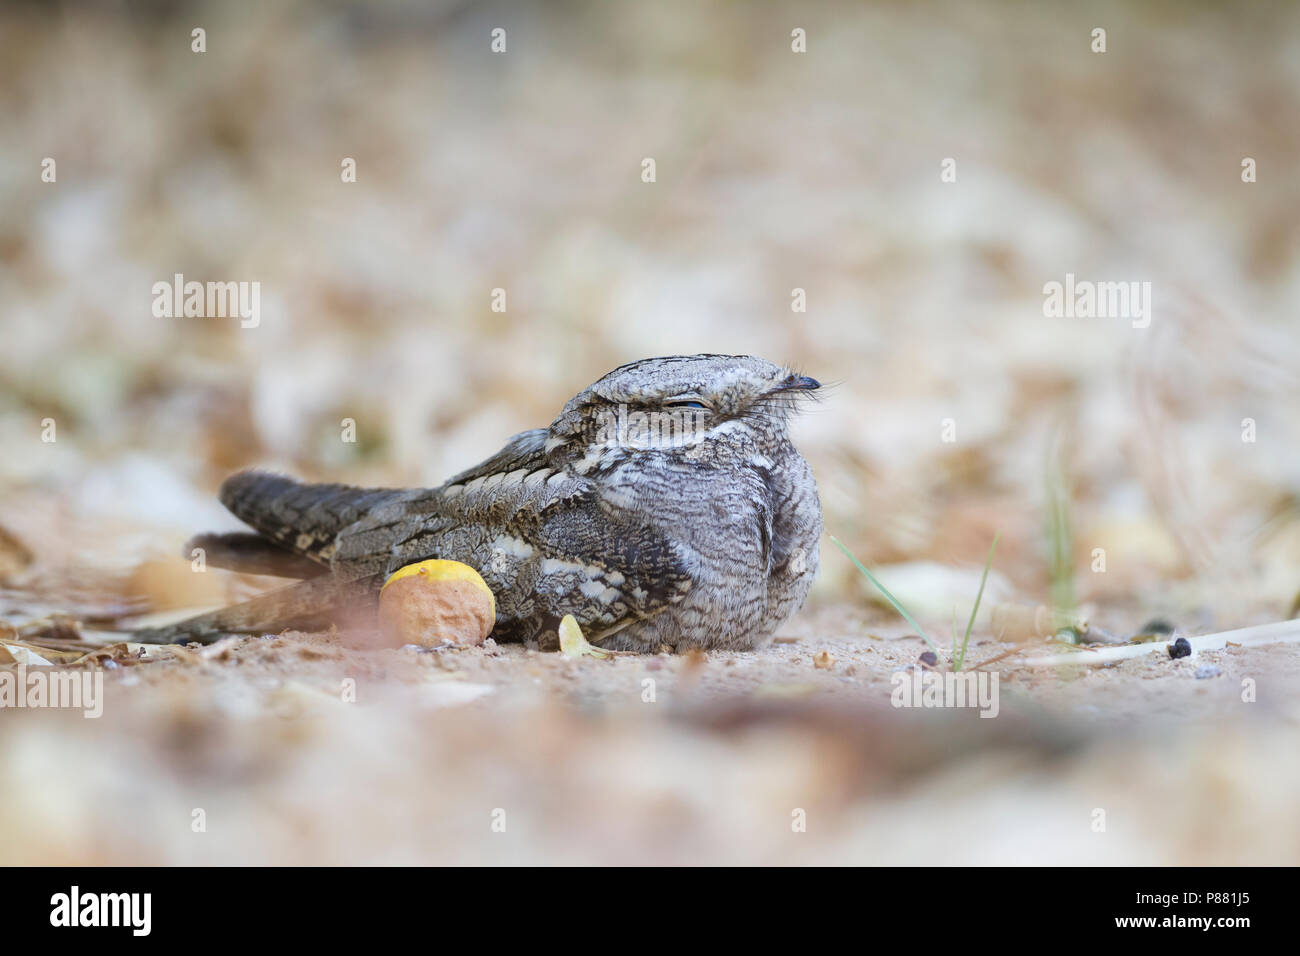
xmin=4 ymin=594 xmax=1298 ymax=866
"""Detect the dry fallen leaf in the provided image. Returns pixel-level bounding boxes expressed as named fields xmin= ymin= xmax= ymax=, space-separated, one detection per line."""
xmin=559 ymin=615 xmax=610 ymax=659
xmin=0 ymin=643 xmax=54 ymax=666
xmin=6 ymin=641 xmax=89 ymax=665
xmin=127 ymin=558 xmax=229 ymax=611
xmin=0 ymin=525 xmax=33 ymax=583
xmin=67 ymin=642 xmax=187 ymax=666
xmin=16 ymin=614 xmax=82 ymax=645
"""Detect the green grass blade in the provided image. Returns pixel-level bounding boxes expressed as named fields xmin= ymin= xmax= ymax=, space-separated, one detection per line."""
xmin=830 ymin=535 xmax=940 ymax=656
xmin=1045 ymin=438 xmax=1076 ymax=615
xmin=955 ymin=532 xmax=1000 ymax=671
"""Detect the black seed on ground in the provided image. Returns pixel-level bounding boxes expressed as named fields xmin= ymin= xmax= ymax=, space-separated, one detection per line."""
xmin=1168 ymin=636 xmax=1191 ymax=659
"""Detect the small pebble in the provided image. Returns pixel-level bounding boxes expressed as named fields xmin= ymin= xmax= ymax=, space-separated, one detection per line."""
xmin=1195 ymin=664 xmax=1222 ymax=679
xmin=1168 ymin=636 xmax=1192 ymax=659
xmin=918 ymin=650 xmax=939 ymax=668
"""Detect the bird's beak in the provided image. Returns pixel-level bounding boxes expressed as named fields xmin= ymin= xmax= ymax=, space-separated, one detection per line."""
xmin=767 ymin=374 xmax=821 ymax=395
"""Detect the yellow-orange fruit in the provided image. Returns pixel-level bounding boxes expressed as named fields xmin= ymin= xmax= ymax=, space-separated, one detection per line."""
xmin=377 ymin=560 xmax=495 ymax=647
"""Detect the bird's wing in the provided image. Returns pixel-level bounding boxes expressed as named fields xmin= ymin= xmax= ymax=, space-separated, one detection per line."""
xmin=332 ymin=458 xmax=693 ymax=643
xmin=322 ymin=428 xmax=552 ymax=577
xmin=441 ymin=428 xmax=551 ymax=486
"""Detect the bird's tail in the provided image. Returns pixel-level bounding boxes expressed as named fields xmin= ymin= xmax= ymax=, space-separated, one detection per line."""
xmin=218 ymin=470 xmax=404 ymax=565
xmin=131 ymin=573 xmax=381 ymax=645
xmin=184 ymin=531 xmax=327 ymax=578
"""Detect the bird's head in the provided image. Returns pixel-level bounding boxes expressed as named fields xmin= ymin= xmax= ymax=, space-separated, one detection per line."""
xmin=546 ymin=354 xmax=821 ymax=466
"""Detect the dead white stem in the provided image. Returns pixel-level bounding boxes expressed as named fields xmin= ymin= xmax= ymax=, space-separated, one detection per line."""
xmin=1026 ymin=618 xmax=1300 ymax=667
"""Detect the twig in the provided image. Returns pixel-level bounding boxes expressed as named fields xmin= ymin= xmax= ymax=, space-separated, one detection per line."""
xmin=1026 ymin=618 xmax=1300 ymax=667
xmin=968 ymin=645 xmax=1026 ymax=672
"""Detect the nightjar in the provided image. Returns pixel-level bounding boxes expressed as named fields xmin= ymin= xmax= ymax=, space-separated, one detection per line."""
xmin=137 ymin=355 xmax=823 ymax=652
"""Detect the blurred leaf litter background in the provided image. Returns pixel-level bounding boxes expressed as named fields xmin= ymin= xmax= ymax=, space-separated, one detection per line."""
xmin=1 ymin=0 xmax=1299 ymax=623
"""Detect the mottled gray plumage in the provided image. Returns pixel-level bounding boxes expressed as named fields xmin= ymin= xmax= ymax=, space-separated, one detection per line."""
xmin=135 ymin=355 xmax=823 ymax=652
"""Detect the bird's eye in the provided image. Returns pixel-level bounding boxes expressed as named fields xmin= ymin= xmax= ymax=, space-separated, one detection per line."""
xmin=663 ymin=400 xmax=707 ymax=410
